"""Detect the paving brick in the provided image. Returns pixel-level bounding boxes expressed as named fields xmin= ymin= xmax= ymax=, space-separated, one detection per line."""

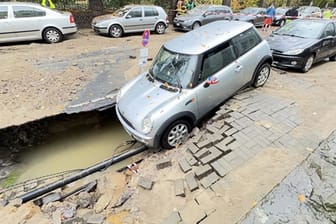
xmin=185 ymin=153 xmax=198 ymax=166
xmin=138 ymin=176 xmax=153 ymax=190
xmin=178 ymin=158 xmax=192 ymax=173
xmin=191 ymin=133 xmax=203 ymax=143
xmin=219 ymin=124 xmax=231 ymax=134
xmin=213 ymin=120 xmax=225 ymax=129
xmin=206 ymin=124 xmax=219 ymax=134
xmin=187 ymin=142 xmax=200 ymax=154
xmin=223 ymin=151 xmax=238 ymax=162
xmin=210 ymin=161 xmax=226 ymax=177
xmin=156 ymin=158 xmax=172 ymax=170
xmin=179 ymin=200 xmax=206 ymax=224
xmin=194 ymin=164 xmax=213 ymax=179
xmin=194 ymin=148 xmax=211 ymax=160
xmin=195 ymin=190 xmax=217 ymax=215
xmin=225 ymin=128 xmax=238 ymax=136
xmin=200 ymin=147 xmax=223 ymax=164
xmin=200 ymin=172 xmax=220 ymax=188
xmin=174 ymin=179 xmax=185 ymax=197
xmin=161 ymin=211 xmax=181 ymax=224
xmin=197 ymin=139 xmax=212 ymax=149
xmin=231 ymin=121 xmax=244 ymax=130
xmin=220 ymin=136 xmax=234 ymax=146
xmin=208 ymin=133 xmax=224 ymax=143
xmin=229 ymin=157 xmax=245 ymax=169
xmin=215 ymin=140 xmax=230 ymax=152
xmin=217 ymin=157 xmax=233 ymax=172
xmin=227 ymin=141 xmax=241 ymax=150
xmin=185 ymin=172 xmax=199 ymax=191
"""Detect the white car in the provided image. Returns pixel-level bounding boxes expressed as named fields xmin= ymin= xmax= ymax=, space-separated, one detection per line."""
xmin=0 ymin=2 xmax=77 ymax=44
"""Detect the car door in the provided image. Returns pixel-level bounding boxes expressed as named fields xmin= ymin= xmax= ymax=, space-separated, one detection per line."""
xmin=0 ymin=5 xmax=14 ymax=42
xmin=319 ymin=22 xmax=336 ymax=59
xmin=255 ymin=9 xmax=266 ymax=26
xmin=11 ymin=5 xmax=46 ymax=41
xmin=143 ymin=7 xmax=159 ymax=31
xmin=201 ymin=7 xmax=218 ymax=25
xmin=123 ymin=6 xmax=144 ymax=33
xmin=195 ymin=41 xmax=241 ymax=117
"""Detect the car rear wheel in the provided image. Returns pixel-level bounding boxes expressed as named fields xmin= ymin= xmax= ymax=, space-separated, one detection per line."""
xmin=192 ymin=22 xmax=201 ymax=30
xmin=301 ymin=55 xmax=314 ymax=73
xmin=253 ymin=63 xmax=271 ymax=87
xmin=161 ymin=120 xmax=191 ymax=149
xmin=43 ymin=27 xmax=63 ymax=43
xmin=109 ymin=25 xmax=123 ymax=38
xmin=155 ymin=22 xmax=166 ymax=34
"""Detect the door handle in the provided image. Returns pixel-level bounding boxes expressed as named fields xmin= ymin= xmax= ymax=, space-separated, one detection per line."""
xmin=235 ymin=65 xmax=243 ymax=72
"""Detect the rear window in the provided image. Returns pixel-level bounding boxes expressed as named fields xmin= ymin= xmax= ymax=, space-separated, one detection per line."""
xmin=232 ymin=28 xmax=261 ymax=56
xmin=13 ymin=6 xmax=46 ymax=18
xmin=144 ymin=7 xmax=158 ymax=17
xmin=0 ymin=6 xmax=8 ymax=19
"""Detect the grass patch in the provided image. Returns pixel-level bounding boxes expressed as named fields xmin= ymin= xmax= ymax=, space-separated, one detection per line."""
xmin=1 ymin=170 xmax=21 ymax=188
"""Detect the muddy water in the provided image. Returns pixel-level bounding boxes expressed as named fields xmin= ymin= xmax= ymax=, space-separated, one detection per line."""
xmin=16 ymin=110 xmax=132 ymax=183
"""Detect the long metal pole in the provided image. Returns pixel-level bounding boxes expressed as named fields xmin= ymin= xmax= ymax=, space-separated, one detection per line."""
xmin=19 ymin=145 xmax=147 ymax=203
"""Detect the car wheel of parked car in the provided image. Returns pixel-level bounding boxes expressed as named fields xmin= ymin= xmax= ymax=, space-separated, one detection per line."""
xmin=280 ymin=20 xmax=285 ymax=26
xmin=302 ymin=55 xmax=314 ymax=73
xmin=192 ymin=22 xmax=201 ymax=30
xmin=253 ymin=63 xmax=271 ymax=87
xmin=155 ymin=22 xmax=166 ymax=34
xmin=161 ymin=120 xmax=191 ymax=149
xmin=109 ymin=25 xmax=123 ymax=38
xmin=329 ymin=54 xmax=336 ymax=61
xmin=43 ymin=27 xmax=63 ymax=43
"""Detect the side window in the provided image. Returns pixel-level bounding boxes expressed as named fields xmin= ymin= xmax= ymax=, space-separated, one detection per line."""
xmin=0 ymin=6 xmax=8 ymax=19
xmin=200 ymin=42 xmax=237 ymax=81
xmin=232 ymin=28 xmax=261 ymax=56
xmin=13 ymin=6 xmax=46 ymax=18
xmin=144 ymin=7 xmax=158 ymax=17
xmin=127 ymin=7 xmax=142 ymax=18
xmin=322 ymin=23 xmax=335 ymax=37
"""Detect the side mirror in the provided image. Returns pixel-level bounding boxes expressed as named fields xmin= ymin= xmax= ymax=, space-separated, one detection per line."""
xmin=126 ymin=15 xmax=132 ymax=19
xmin=203 ymin=82 xmax=210 ymax=88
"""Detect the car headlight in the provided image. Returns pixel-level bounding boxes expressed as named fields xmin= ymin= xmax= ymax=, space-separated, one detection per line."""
xmin=283 ymin=49 xmax=304 ymax=55
xmin=142 ymin=117 xmax=153 ymax=134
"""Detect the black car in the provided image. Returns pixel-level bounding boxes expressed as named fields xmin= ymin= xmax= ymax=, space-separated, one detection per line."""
xmin=233 ymin=7 xmax=266 ymax=27
xmin=266 ymin=19 xmax=336 ymax=72
xmin=272 ymin=7 xmax=289 ymax=26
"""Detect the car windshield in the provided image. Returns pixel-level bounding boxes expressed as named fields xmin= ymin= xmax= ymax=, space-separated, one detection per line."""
xmin=273 ymin=20 xmax=324 ymax=38
xmin=113 ymin=7 xmax=131 ymax=17
xmin=187 ymin=6 xmax=209 ymax=15
xmin=149 ymin=47 xmax=197 ymax=89
xmin=240 ymin=8 xmax=259 ymax=14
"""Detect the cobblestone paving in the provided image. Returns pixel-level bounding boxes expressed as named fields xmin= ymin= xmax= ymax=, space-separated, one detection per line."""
xmin=162 ymin=89 xmax=304 ymax=224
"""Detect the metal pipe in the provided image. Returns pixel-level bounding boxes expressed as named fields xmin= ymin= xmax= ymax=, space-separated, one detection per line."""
xmin=19 ymin=144 xmax=147 ymax=203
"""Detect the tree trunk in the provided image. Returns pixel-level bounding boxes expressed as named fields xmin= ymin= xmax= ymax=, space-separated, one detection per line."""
xmin=259 ymin=0 xmax=265 ymax=7
xmin=88 ymin=0 xmax=104 ymax=11
xmin=223 ymin=0 xmax=231 ymax=6
xmin=286 ymin=0 xmax=291 ymax=7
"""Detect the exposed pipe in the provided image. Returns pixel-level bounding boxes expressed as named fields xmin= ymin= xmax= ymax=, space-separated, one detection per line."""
xmin=18 ymin=144 xmax=147 ymax=203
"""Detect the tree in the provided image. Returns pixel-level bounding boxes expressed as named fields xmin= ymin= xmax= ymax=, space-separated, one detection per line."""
xmin=88 ymin=0 xmax=104 ymax=11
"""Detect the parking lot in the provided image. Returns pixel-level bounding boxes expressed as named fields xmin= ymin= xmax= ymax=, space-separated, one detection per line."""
xmin=1 ymin=26 xmax=336 ymax=223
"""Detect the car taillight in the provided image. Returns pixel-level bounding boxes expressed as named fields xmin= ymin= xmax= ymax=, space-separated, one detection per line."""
xmin=69 ymin=15 xmax=75 ymax=23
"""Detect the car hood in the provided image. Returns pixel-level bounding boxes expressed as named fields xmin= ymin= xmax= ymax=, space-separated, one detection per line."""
xmin=118 ymin=74 xmax=180 ymax=130
xmin=92 ymin=14 xmax=118 ymax=23
xmin=266 ymin=34 xmax=317 ymax=52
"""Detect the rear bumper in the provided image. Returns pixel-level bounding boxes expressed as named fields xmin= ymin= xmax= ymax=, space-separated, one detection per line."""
xmin=62 ymin=25 xmax=78 ymax=35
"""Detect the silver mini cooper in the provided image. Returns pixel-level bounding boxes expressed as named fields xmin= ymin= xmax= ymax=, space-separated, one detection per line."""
xmin=116 ymin=20 xmax=272 ymax=149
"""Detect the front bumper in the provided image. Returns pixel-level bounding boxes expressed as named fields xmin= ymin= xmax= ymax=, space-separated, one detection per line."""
xmin=272 ymin=53 xmax=306 ymax=69
xmin=92 ymin=25 xmax=108 ymax=34
xmin=116 ymin=106 xmax=155 ymax=148
xmin=173 ymin=22 xmax=192 ymax=31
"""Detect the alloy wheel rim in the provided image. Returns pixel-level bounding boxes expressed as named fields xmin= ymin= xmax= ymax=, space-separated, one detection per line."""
xmin=304 ymin=56 xmax=314 ymax=71
xmin=167 ymin=124 xmax=188 ymax=147
xmin=157 ymin=24 xmax=165 ymax=33
xmin=257 ymin=66 xmax=269 ymax=86
xmin=46 ymin=30 xmax=59 ymax=42
xmin=111 ymin=27 xmax=121 ymax=37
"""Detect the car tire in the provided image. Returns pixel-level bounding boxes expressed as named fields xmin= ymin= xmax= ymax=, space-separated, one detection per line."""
xmin=109 ymin=25 xmax=123 ymax=38
xmin=329 ymin=54 xmax=336 ymax=61
xmin=280 ymin=20 xmax=285 ymax=26
xmin=43 ymin=27 xmax=63 ymax=43
xmin=161 ymin=120 xmax=191 ymax=149
xmin=192 ymin=22 xmax=201 ymax=30
xmin=155 ymin=22 xmax=166 ymax=34
xmin=253 ymin=63 xmax=271 ymax=87
xmin=301 ymin=54 xmax=314 ymax=73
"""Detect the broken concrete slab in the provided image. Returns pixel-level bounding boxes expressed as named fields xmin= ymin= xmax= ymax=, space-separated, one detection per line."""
xmin=185 ymin=172 xmax=199 ymax=192
xmin=174 ymin=179 xmax=185 ymax=197
xmin=138 ymin=176 xmax=153 ymax=190
xmin=179 ymin=200 xmax=207 ymax=224
xmin=156 ymin=158 xmax=172 ymax=170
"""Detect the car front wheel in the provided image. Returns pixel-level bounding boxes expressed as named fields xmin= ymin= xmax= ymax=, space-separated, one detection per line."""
xmin=301 ymin=55 xmax=314 ymax=73
xmin=192 ymin=22 xmax=201 ymax=30
xmin=253 ymin=63 xmax=271 ymax=87
xmin=155 ymin=22 xmax=166 ymax=34
xmin=109 ymin=25 xmax=123 ymax=38
xmin=43 ymin=27 xmax=63 ymax=43
xmin=161 ymin=120 xmax=191 ymax=149
xmin=280 ymin=20 xmax=285 ymax=26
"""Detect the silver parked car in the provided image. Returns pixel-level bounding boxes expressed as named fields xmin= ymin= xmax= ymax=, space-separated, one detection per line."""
xmin=0 ymin=2 xmax=77 ymax=44
xmin=173 ymin=5 xmax=233 ymax=31
xmin=92 ymin=5 xmax=169 ymax=38
xmin=116 ymin=21 xmax=273 ymax=149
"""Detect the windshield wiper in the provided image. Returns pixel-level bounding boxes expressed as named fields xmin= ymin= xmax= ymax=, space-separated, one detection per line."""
xmin=282 ymin=33 xmax=304 ymax=38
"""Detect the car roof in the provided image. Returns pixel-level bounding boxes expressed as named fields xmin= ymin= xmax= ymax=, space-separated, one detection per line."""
xmin=164 ymin=20 xmax=253 ymax=55
xmin=123 ymin=4 xmax=162 ymax=8
xmin=0 ymin=2 xmax=41 ymax=6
